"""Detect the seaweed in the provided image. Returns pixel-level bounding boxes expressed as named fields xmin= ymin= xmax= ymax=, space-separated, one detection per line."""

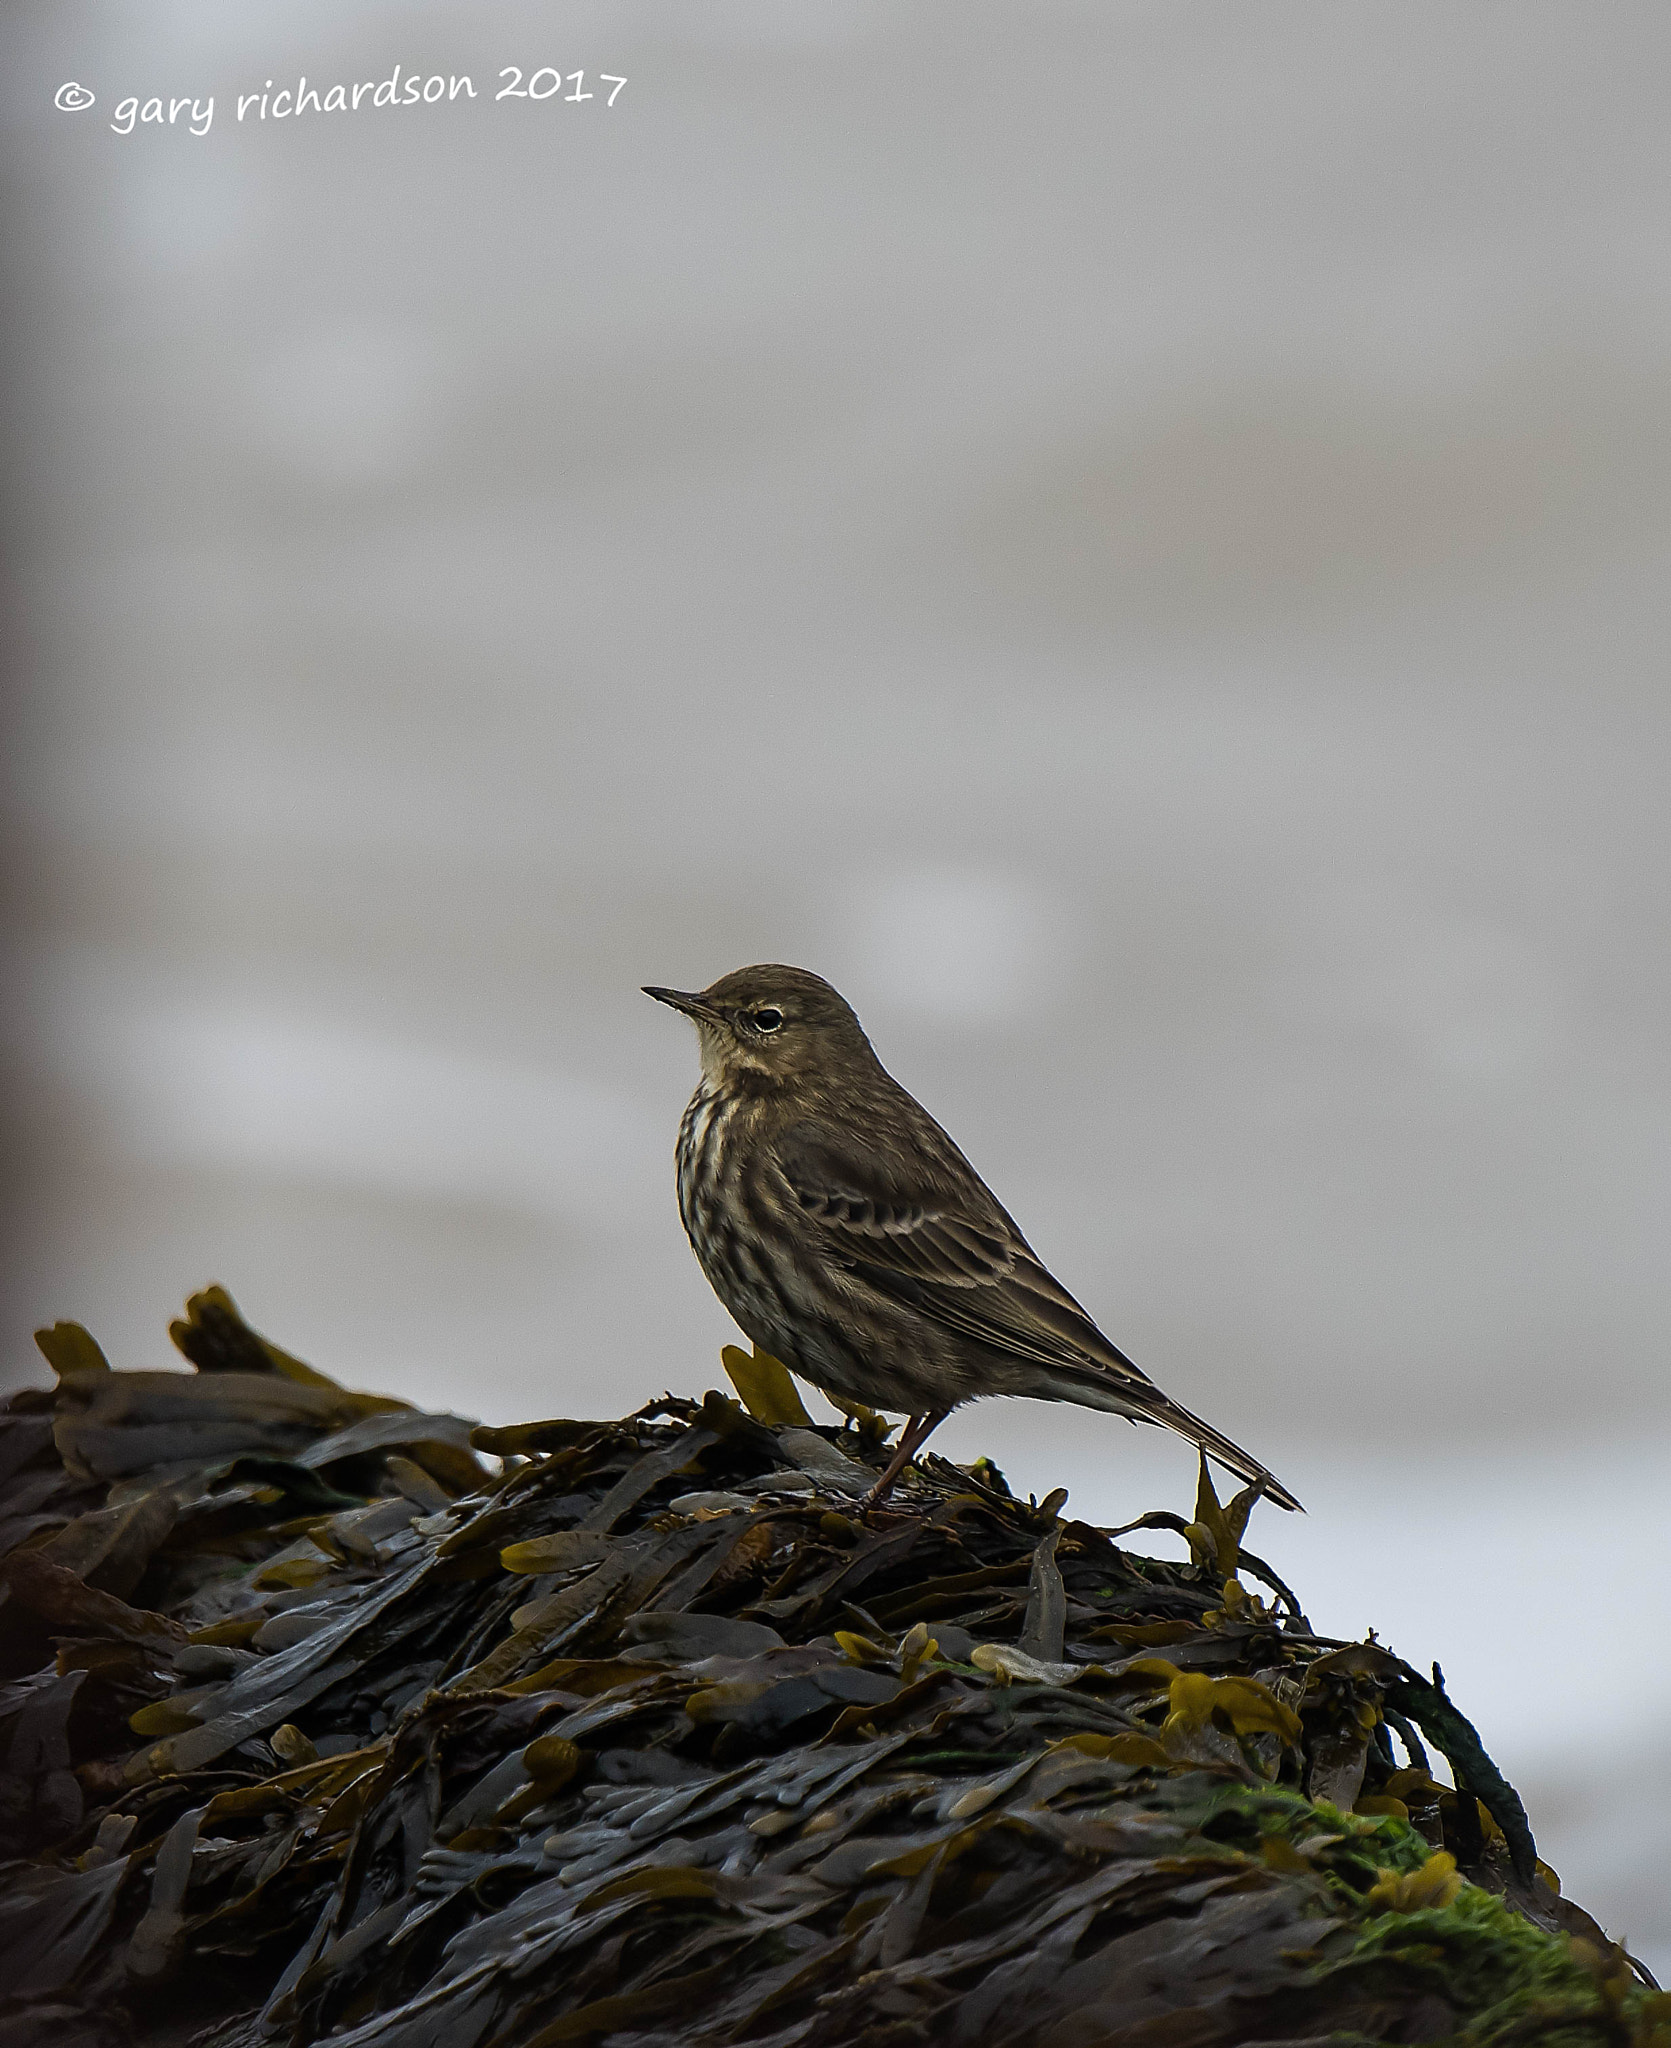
xmin=0 ymin=1288 xmax=1660 ymax=2048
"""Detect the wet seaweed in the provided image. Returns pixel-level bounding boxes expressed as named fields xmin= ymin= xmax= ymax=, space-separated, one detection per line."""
xmin=0 ymin=1287 xmax=1661 ymax=2048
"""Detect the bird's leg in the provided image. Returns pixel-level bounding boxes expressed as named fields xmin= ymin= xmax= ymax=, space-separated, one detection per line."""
xmin=861 ymin=1408 xmax=950 ymax=1513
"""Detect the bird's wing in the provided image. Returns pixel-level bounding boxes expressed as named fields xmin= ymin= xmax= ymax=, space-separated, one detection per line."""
xmin=773 ymin=1119 xmax=1154 ymax=1389
xmin=774 ymin=1117 xmax=1304 ymax=1512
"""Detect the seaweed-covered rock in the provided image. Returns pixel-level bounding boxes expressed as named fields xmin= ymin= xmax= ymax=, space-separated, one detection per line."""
xmin=0 ymin=1288 xmax=1661 ymax=2048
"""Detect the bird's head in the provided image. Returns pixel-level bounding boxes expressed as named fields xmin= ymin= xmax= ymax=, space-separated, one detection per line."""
xmin=644 ymin=965 xmax=875 ymax=1088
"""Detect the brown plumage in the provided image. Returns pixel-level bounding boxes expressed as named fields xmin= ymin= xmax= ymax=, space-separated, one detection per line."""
xmin=645 ymin=965 xmax=1301 ymax=1512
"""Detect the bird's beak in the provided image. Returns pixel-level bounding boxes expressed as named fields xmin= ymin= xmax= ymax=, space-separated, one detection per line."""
xmin=643 ymin=986 xmax=722 ymax=1024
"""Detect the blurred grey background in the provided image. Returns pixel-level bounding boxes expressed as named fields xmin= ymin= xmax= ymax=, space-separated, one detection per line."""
xmin=4 ymin=0 xmax=1668 ymax=1968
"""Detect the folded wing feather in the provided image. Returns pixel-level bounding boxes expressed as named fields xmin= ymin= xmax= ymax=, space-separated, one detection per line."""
xmin=774 ymin=1120 xmax=1155 ymax=1390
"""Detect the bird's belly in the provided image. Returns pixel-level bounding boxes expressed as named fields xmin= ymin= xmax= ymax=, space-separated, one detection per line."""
xmin=677 ymin=1093 xmax=792 ymax=1347
xmin=681 ymin=1189 xmax=801 ymax=1368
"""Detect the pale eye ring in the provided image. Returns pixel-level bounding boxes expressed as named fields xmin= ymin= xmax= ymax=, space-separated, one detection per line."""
xmin=752 ymin=1008 xmax=784 ymax=1033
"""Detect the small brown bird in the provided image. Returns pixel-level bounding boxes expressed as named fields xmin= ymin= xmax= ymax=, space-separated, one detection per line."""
xmin=645 ymin=965 xmax=1301 ymax=1512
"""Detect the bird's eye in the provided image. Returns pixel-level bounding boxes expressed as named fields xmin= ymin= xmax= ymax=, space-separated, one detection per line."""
xmin=752 ymin=1008 xmax=784 ymax=1033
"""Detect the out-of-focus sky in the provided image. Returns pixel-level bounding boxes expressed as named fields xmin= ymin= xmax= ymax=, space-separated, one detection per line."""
xmin=4 ymin=0 xmax=1668 ymax=1971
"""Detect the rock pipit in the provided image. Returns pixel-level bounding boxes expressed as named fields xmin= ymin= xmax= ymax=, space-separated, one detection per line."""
xmin=647 ymin=965 xmax=1300 ymax=1512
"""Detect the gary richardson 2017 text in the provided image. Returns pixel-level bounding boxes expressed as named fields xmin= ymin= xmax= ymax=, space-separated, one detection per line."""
xmin=109 ymin=64 xmax=625 ymax=136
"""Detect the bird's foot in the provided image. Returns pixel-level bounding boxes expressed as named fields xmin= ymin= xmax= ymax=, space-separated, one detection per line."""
xmin=856 ymin=1407 xmax=951 ymax=1518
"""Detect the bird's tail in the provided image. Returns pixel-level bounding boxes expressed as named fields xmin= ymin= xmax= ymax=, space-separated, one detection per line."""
xmin=1044 ymin=1366 xmax=1303 ymax=1513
